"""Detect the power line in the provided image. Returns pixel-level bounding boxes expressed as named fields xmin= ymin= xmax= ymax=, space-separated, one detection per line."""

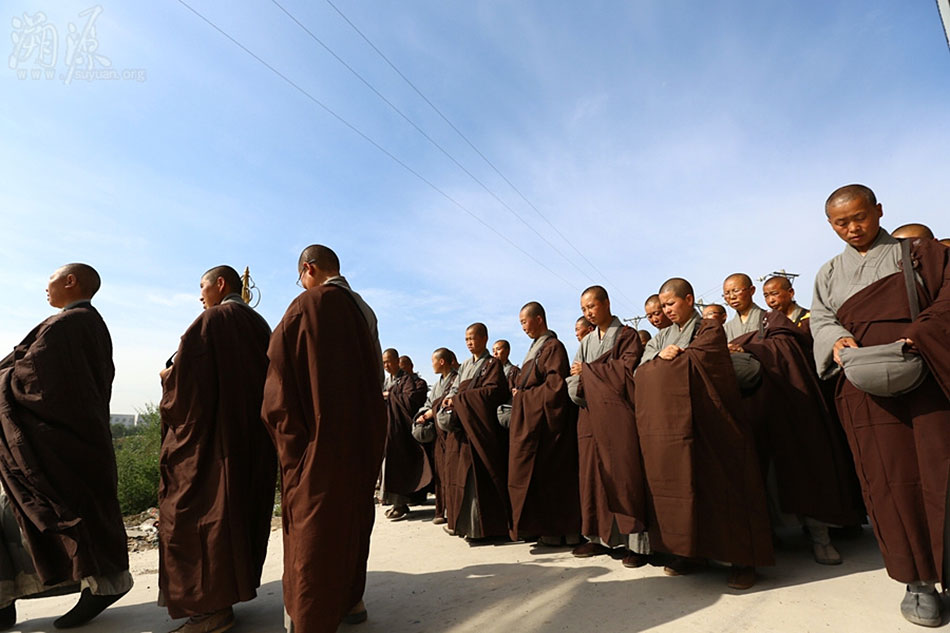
xmin=174 ymin=0 xmax=578 ymax=291
xmin=322 ymin=0 xmax=641 ymax=313
xmin=270 ymin=0 xmax=596 ymax=294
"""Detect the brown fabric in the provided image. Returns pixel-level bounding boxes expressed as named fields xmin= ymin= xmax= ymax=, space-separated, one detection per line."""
xmin=505 ymin=365 xmax=521 ymax=394
xmin=443 ymin=358 xmax=509 ymax=537
xmin=158 ymin=301 xmax=277 ymax=618
xmin=730 ymin=311 xmax=864 ymax=526
xmin=383 ymin=371 xmax=431 ymax=497
xmin=635 ymin=319 xmax=773 ymax=567
xmin=508 ymin=336 xmax=580 ymax=539
xmin=428 ymin=375 xmax=457 ymax=520
xmin=0 ymin=304 xmax=129 ymax=587
xmin=836 ymin=237 xmax=950 ymax=584
xmin=261 ymin=285 xmax=386 ymax=633
xmin=581 ymin=327 xmax=647 ymax=530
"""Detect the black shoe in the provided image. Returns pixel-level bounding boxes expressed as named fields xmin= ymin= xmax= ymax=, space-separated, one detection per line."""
xmin=0 ymin=602 xmax=15 ymax=631
xmin=54 ymin=588 xmax=127 ymax=629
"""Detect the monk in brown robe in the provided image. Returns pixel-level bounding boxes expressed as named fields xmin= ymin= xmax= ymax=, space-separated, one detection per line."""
xmin=0 ymin=264 xmax=132 ymax=630
xmin=575 ymin=316 xmax=595 ymax=342
xmin=508 ymin=302 xmax=580 ymax=545
xmin=438 ymin=323 xmax=509 ymax=541
xmin=492 ymin=340 xmax=520 ymax=429
xmin=636 ymin=278 xmax=773 ymax=589
xmin=644 ymin=294 xmax=673 ymax=330
xmin=569 ymin=286 xmax=649 ymax=567
xmin=637 ymin=330 xmax=652 ymax=347
xmin=158 ymin=265 xmax=277 ymax=633
xmin=812 ymin=185 xmax=950 ymax=627
xmin=762 ymin=277 xmax=810 ymax=329
xmin=262 ymin=245 xmax=386 ymax=632
xmin=380 ymin=348 xmax=431 ymax=522
xmin=414 ymin=348 xmax=459 ymax=525
xmin=940 ymin=238 xmax=950 ymax=248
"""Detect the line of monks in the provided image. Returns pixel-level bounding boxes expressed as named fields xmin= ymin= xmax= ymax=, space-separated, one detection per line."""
xmin=0 ymin=183 xmax=948 ymax=632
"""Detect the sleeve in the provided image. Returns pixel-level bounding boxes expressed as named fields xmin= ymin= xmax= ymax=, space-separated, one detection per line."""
xmin=639 ymin=333 xmax=662 ymax=365
xmin=810 ymin=262 xmax=854 ymax=379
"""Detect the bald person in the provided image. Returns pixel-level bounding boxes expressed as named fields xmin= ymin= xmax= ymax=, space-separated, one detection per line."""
xmin=940 ymin=238 xmax=950 ymax=248
xmin=812 ymin=185 xmax=950 ymax=627
xmin=574 ymin=317 xmax=595 ymax=343
xmin=414 ymin=348 xmax=460 ymax=525
xmin=761 ymin=277 xmax=809 ymax=328
xmin=891 ymin=223 xmax=935 ymax=240
xmin=637 ymin=330 xmax=652 ymax=347
xmin=158 ymin=265 xmax=276 ymax=633
xmin=398 ymin=355 xmax=420 ymax=380
xmin=722 ymin=273 xmax=766 ymax=341
xmin=636 ymin=278 xmax=772 ymax=589
xmin=568 ymin=286 xmax=649 ymax=567
xmin=701 ymin=303 xmax=727 ymax=325
xmin=0 ymin=264 xmax=132 ymax=630
xmin=439 ymin=324 xmax=510 ymax=541
xmin=644 ymin=294 xmax=673 ymax=330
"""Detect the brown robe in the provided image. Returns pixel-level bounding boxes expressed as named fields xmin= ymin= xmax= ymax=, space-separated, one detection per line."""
xmin=261 ymin=285 xmax=386 ymax=632
xmin=581 ymin=327 xmax=647 ymax=530
xmin=730 ymin=311 xmax=864 ymax=527
xmin=0 ymin=303 xmax=129 ymax=587
xmin=383 ymin=371 xmax=431 ymax=498
xmin=158 ymin=299 xmax=277 ymax=618
xmin=425 ymin=373 xmax=458 ymax=520
xmin=444 ymin=358 xmax=509 ymax=538
xmin=837 ymin=238 xmax=950 ymax=584
xmin=635 ymin=319 xmax=773 ymax=567
xmin=508 ymin=335 xmax=580 ymax=539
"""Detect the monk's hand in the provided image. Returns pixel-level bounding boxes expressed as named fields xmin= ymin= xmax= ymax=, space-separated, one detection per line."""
xmin=442 ymin=396 xmax=453 ymax=410
xmin=658 ymin=344 xmax=683 ymax=360
xmin=512 ymin=388 xmax=519 ymax=396
xmin=382 ymin=390 xmax=389 ymax=399
xmin=727 ymin=343 xmax=744 ymax=353
xmin=900 ymin=337 xmax=919 ymax=354
xmin=415 ymin=414 xmax=426 ymax=425
xmin=570 ymin=361 xmax=582 ymax=376
xmin=832 ymin=336 xmax=859 ymax=366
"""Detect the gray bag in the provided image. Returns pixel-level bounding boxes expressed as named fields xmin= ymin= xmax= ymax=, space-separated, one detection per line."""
xmin=730 ymin=352 xmax=762 ymax=391
xmin=436 ymin=407 xmax=460 ymax=433
xmin=839 ymin=341 xmax=928 ymax=397
xmin=496 ymin=404 xmax=512 ymax=429
xmin=411 ymin=419 xmax=436 ymax=444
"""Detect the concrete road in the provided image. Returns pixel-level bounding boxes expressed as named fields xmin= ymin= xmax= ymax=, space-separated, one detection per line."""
xmin=13 ymin=505 xmax=944 ymax=632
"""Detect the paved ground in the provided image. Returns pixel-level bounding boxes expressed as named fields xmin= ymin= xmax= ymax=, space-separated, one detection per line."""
xmin=13 ymin=505 xmax=948 ymax=632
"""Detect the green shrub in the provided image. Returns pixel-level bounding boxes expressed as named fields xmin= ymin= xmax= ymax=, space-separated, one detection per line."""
xmin=114 ymin=403 xmax=161 ymax=516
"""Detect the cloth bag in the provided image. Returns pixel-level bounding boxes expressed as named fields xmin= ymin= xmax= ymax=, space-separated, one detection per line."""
xmin=839 ymin=341 xmax=928 ymax=397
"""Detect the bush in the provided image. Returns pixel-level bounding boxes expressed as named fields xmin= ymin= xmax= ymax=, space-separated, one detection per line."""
xmin=114 ymin=403 xmax=162 ymax=516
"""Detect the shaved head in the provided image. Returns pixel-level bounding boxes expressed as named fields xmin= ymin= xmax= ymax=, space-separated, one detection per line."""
xmin=521 ymin=301 xmax=546 ymax=322
xmin=659 ymin=277 xmax=694 ymax=300
xmin=202 ymin=265 xmax=242 ymax=295
xmin=382 ymin=348 xmax=398 ymax=359
xmin=581 ymin=285 xmax=609 ymax=302
xmin=891 ymin=223 xmax=935 ymax=240
xmin=763 ymin=276 xmax=792 ymax=291
xmin=467 ymin=322 xmax=488 ymax=338
xmin=493 ymin=340 xmax=510 ymax=353
xmin=825 ymin=184 xmax=877 ymax=216
xmin=60 ymin=263 xmax=101 ymax=297
xmin=644 ymin=294 xmax=661 ymax=309
xmin=724 ymin=272 xmax=753 ymax=287
xmin=433 ymin=347 xmax=454 ymax=362
xmin=298 ymin=244 xmax=340 ymax=273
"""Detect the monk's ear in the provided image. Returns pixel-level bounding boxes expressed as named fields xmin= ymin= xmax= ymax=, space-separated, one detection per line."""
xmin=63 ymin=273 xmax=78 ymax=289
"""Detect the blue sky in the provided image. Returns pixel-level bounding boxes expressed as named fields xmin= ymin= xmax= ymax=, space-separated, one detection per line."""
xmin=2 ymin=1 xmax=949 ymax=412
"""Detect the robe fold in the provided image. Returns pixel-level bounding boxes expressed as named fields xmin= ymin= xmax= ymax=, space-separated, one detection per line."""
xmin=814 ymin=233 xmax=950 ymax=584
xmin=508 ymin=333 xmax=580 ymax=540
xmin=261 ymin=285 xmax=386 ymax=633
xmin=159 ymin=298 xmax=277 ymax=618
xmin=729 ymin=311 xmax=864 ymax=526
xmin=580 ymin=327 xmax=647 ymax=528
xmin=444 ymin=357 xmax=509 ymax=538
xmin=635 ymin=319 xmax=774 ymax=567
xmin=382 ymin=371 xmax=431 ymax=498
xmin=0 ymin=304 xmax=129 ymax=589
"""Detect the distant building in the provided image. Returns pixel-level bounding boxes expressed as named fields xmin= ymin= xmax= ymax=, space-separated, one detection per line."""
xmin=110 ymin=413 xmax=140 ymax=427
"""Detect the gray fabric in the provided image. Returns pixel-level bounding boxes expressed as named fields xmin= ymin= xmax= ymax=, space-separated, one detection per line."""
xmin=496 ymin=405 xmax=512 ymax=429
xmin=413 ymin=371 xmax=457 ymax=443
xmin=454 ymin=467 xmax=482 ymax=539
xmin=723 ymin=304 xmax=766 ymax=341
xmin=638 ymin=310 xmax=703 ymax=366
xmin=731 ymin=352 xmax=763 ymax=391
xmin=568 ymin=317 xmax=624 ymax=407
xmin=522 ymin=331 xmax=555 ymax=365
xmin=448 ymin=351 xmax=491 ymax=397
xmin=839 ymin=341 xmax=929 ymax=397
xmin=810 ymin=229 xmax=923 ymax=379
xmin=323 ymin=276 xmax=384 ymax=388
xmin=502 ymin=362 xmax=516 ymax=379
